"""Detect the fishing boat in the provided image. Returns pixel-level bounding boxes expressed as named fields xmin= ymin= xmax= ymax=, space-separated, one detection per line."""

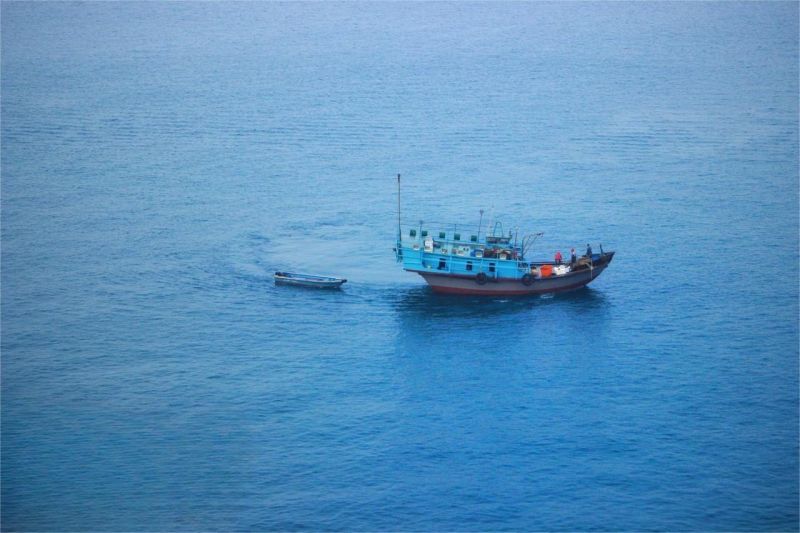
xmin=274 ymin=272 xmax=347 ymax=289
xmin=392 ymin=175 xmax=614 ymax=296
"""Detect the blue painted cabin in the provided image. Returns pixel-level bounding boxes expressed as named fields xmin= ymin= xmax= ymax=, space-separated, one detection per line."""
xmin=395 ymin=223 xmax=539 ymax=281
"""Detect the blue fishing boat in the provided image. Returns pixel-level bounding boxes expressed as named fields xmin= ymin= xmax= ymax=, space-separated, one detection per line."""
xmin=392 ymin=175 xmax=614 ymax=295
xmin=274 ymin=272 xmax=347 ymax=289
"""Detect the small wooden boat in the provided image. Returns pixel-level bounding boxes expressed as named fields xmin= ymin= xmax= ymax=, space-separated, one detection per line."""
xmin=274 ymin=271 xmax=347 ymax=289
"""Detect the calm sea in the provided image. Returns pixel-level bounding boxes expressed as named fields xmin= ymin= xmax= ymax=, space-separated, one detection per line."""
xmin=2 ymin=2 xmax=798 ymax=531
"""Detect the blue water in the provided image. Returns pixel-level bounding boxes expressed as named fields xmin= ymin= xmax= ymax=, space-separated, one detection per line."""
xmin=2 ymin=2 xmax=798 ymax=531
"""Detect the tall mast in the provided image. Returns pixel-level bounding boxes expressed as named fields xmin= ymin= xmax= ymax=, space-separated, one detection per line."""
xmin=397 ymin=174 xmax=401 ymax=245
xmin=397 ymin=174 xmax=403 ymax=242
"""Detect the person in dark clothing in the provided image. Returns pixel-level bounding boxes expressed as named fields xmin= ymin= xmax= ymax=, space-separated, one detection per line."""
xmin=586 ymin=244 xmax=592 ymax=257
xmin=570 ymin=248 xmax=576 ymax=265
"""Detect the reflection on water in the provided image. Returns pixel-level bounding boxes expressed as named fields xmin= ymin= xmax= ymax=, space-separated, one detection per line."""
xmin=391 ymin=284 xmax=613 ymax=356
xmin=392 ymin=285 xmax=609 ymax=319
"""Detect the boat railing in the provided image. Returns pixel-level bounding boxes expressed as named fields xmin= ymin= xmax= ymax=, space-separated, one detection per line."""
xmin=399 ymin=220 xmax=523 ymax=249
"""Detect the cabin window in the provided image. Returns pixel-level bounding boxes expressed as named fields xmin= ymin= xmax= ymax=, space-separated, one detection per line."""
xmin=470 ymin=235 xmax=478 ymax=242
xmin=409 ymin=229 xmax=417 ymax=237
xmin=438 ymin=231 xmax=446 ymax=239
xmin=454 ymin=233 xmax=461 ymax=241
xmin=421 ymin=230 xmax=428 ymax=237
xmin=489 ymin=262 xmax=496 ymax=273
xmin=438 ymin=258 xmax=447 ymax=270
xmin=466 ymin=261 xmax=473 ymax=271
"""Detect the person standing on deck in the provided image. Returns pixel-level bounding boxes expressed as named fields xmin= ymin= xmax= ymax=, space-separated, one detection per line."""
xmin=554 ymin=250 xmax=563 ymax=265
xmin=586 ymin=244 xmax=593 ymax=257
xmin=570 ymin=248 xmax=576 ymax=265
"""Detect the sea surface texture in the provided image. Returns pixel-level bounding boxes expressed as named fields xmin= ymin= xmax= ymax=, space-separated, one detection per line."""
xmin=2 ymin=2 xmax=798 ymax=531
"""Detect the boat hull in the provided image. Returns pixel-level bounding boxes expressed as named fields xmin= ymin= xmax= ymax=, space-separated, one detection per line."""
xmin=275 ymin=278 xmax=345 ymax=289
xmin=274 ymin=272 xmax=347 ymax=289
xmin=416 ymin=263 xmax=610 ymax=296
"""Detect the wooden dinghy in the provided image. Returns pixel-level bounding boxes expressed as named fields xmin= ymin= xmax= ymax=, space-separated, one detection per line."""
xmin=274 ymin=271 xmax=347 ymax=289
